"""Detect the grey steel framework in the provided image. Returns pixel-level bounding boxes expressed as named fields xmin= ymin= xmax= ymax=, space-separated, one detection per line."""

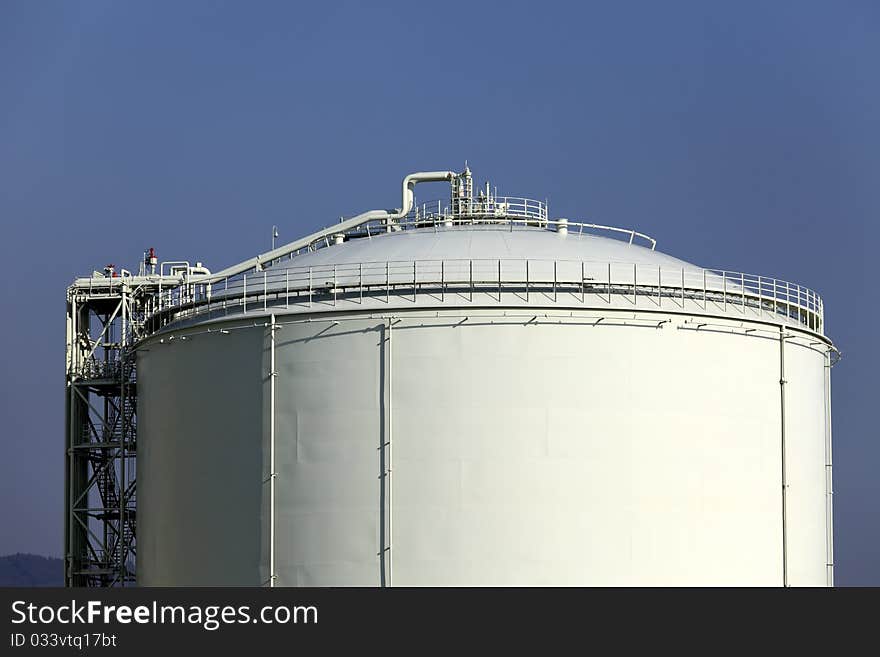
xmin=64 ymin=166 xmax=832 ymax=586
xmin=64 ymin=275 xmax=181 ymax=586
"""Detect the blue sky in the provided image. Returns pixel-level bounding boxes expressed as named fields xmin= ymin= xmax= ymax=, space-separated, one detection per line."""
xmin=0 ymin=1 xmax=876 ymax=584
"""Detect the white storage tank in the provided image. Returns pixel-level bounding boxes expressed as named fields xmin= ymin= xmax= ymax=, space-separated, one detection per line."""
xmin=135 ymin=168 xmax=835 ymax=586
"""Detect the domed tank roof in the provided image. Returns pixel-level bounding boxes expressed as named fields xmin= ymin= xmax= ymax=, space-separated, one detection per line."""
xmin=267 ymin=225 xmax=699 ymax=272
xmin=145 ymin=167 xmax=824 ymax=338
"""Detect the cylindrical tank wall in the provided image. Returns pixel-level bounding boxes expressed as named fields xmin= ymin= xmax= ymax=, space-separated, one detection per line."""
xmin=136 ymin=309 xmax=831 ymax=586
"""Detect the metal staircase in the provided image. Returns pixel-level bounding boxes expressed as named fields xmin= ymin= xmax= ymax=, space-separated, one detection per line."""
xmin=65 ymin=283 xmax=140 ymax=586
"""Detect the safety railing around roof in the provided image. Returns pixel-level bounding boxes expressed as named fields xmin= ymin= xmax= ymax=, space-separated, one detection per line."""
xmin=414 ymin=196 xmax=548 ymax=222
xmin=140 ymin=258 xmax=824 ymax=336
xmin=405 ymin=199 xmax=657 ymax=249
xmin=258 ymin=200 xmax=657 ymax=268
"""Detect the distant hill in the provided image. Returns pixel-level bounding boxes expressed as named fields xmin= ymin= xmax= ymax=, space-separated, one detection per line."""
xmin=0 ymin=553 xmax=63 ymax=586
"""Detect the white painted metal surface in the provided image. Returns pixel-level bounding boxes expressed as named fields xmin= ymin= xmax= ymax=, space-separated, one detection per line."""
xmin=134 ymin=168 xmax=835 ymax=587
xmin=137 ymin=306 xmax=832 ymax=586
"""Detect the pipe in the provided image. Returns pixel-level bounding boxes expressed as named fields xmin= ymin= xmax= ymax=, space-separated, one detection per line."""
xmin=824 ymin=347 xmax=834 ymax=586
xmin=392 ymin=171 xmax=457 ymax=222
xmin=203 ymin=171 xmax=457 ymax=283
xmin=186 ymin=265 xmax=213 ymax=300
xmin=161 ymin=261 xmax=190 ymax=277
xmin=779 ymin=326 xmax=789 ymax=587
xmin=387 ymin=316 xmax=394 ymax=587
xmin=268 ymin=314 xmax=277 ymax=587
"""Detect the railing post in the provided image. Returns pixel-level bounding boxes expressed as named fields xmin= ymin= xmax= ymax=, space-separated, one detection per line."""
xmin=413 ymin=261 xmax=417 ymax=303
xmin=285 ymin=270 xmax=290 ymax=309
xmin=553 ymin=261 xmax=558 ymax=302
xmin=308 ymin=267 xmax=313 ymax=308
xmin=657 ymin=265 xmax=662 ymax=306
xmin=757 ymin=275 xmax=762 ymax=316
xmin=498 ymin=260 xmax=502 ymax=303
xmin=243 ymin=274 xmax=247 ymax=314
xmin=786 ymin=281 xmax=791 ymax=320
xmin=581 ymin=261 xmax=585 ymax=303
xmin=741 ymin=272 xmax=746 ymax=313
xmin=264 ymin=270 xmax=267 ymax=312
xmin=773 ymin=278 xmax=779 ymax=315
xmin=441 ymin=260 xmax=445 ymax=302
xmin=359 ymin=263 xmax=363 ymax=305
xmin=333 ymin=265 xmax=337 ymax=306
xmin=526 ymin=260 xmax=530 ymax=302
xmin=607 ymin=262 xmax=612 ymax=304
xmin=633 ymin=263 xmax=637 ymax=305
xmin=386 ymin=262 xmax=390 ymax=304
xmin=722 ymin=271 xmax=727 ymax=311
xmin=681 ymin=267 xmax=685 ymax=307
xmin=703 ymin=270 xmax=707 ymax=310
xmin=469 ymin=260 xmax=473 ymax=303
xmin=798 ymin=284 xmax=803 ymax=325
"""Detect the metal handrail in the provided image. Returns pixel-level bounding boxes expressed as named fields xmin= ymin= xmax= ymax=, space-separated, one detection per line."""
xmin=410 ymin=196 xmax=548 ymax=222
xmin=257 ymin=200 xmax=656 ymax=267
xmin=397 ymin=198 xmax=657 ymax=249
xmin=141 ymin=258 xmax=824 ymax=336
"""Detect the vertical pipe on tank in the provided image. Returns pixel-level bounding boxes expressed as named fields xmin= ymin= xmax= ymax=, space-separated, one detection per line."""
xmin=268 ymin=314 xmax=277 ymax=587
xmin=824 ymin=347 xmax=835 ymax=586
xmin=382 ymin=316 xmax=394 ymax=587
xmin=389 ymin=317 xmax=393 ymax=587
xmin=779 ymin=326 xmax=789 ymax=587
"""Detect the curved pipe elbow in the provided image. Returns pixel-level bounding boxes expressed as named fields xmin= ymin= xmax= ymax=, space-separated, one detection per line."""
xmin=390 ymin=171 xmax=457 ymax=220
